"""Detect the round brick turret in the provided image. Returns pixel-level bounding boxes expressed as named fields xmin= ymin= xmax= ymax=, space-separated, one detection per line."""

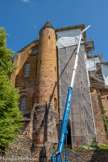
xmin=37 ymin=21 xmax=58 ymax=109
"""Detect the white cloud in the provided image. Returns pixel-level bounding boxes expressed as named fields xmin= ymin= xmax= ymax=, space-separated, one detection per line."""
xmin=22 ymin=0 xmax=30 ymax=3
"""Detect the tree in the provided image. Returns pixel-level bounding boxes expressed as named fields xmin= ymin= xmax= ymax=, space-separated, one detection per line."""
xmin=0 ymin=28 xmax=23 ymax=152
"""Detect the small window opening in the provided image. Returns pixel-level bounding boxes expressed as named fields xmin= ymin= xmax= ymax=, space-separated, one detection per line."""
xmin=54 ymin=97 xmax=57 ymax=109
xmin=32 ymin=49 xmax=38 ymax=55
xmin=24 ymin=63 xmax=30 ymax=77
xmin=20 ymin=97 xmax=26 ymax=113
xmin=49 ymin=35 xmax=50 ymax=39
xmin=106 ymin=96 xmax=108 ymax=102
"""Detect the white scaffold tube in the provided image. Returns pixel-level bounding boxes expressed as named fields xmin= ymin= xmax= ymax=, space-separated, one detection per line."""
xmin=70 ymin=25 xmax=91 ymax=88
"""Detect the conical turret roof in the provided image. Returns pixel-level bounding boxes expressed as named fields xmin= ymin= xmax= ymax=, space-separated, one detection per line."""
xmin=39 ymin=21 xmax=54 ymax=35
xmin=43 ymin=20 xmax=54 ymax=29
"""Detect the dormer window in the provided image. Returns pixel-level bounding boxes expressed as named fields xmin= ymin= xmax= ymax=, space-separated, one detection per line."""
xmin=20 ymin=97 xmax=26 ymax=113
xmin=24 ymin=63 xmax=30 ymax=77
xmin=32 ymin=49 xmax=38 ymax=55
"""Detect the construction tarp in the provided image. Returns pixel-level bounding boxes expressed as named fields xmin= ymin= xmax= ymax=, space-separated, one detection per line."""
xmin=86 ymin=57 xmax=100 ymax=71
xmin=101 ymin=64 xmax=108 ymax=85
xmin=56 ymin=28 xmax=83 ymax=48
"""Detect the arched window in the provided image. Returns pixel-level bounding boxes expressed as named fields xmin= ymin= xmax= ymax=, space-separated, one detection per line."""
xmin=24 ymin=63 xmax=30 ymax=77
xmin=20 ymin=97 xmax=26 ymax=113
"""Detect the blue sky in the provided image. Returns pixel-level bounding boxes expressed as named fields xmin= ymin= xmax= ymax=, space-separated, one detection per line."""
xmin=0 ymin=0 xmax=108 ymax=61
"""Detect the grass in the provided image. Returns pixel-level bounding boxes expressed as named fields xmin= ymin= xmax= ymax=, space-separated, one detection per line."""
xmin=96 ymin=145 xmax=108 ymax=149
xmin=67 ymin=144 xmax=108 ymax=150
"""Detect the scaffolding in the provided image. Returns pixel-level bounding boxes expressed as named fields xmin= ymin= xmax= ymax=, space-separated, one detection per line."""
xmin=58 ymin=44 xmax=96 ymax=148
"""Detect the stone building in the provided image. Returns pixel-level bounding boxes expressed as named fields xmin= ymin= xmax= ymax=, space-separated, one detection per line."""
xmin=11 ymin=21 xmax=108 ymax=160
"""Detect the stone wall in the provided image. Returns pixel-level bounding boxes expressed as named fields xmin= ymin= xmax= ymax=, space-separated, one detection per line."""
xmin=100 ymin=89 xmax=108 ymax=117
xmin=0 ymin=103 xmax=59 ymax=162
xmin=32 ymin=104 xmax=59 ymax=161
xmin=3 ymin=135 xmax=33 ymax=162
xmin=90 ymin=88 xmax=107 ymax=144
xmin=2 ymin=144 xmax=108 ymax=162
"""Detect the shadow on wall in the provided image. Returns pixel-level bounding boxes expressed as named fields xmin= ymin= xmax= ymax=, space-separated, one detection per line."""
xmin=90 ymin=149 xmax=108 ymax=162
xmin=63 ymin=149 xmax=108 ymax=162
xmin=39 ymin=147 xmax=47 ymax=162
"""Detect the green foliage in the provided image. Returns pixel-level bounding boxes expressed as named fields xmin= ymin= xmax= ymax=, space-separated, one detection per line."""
xmin=0 ymin=28 xmax=23 ymax=152
xmin=72 ymin=145 xmax=108 ymax=150
xmin=96 ymin=145 xmax=108 ymax=149
xmin=0 ymin=28 xmax=16 ymax=77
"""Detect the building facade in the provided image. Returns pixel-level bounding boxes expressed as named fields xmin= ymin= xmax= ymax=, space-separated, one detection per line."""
xmin=11 ymin=21 xmax=108 ymax=160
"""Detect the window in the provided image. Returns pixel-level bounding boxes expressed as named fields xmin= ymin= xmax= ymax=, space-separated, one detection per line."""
xmin=20 ymin=97 xmax=26 ymax=113
xmin=24 ymin=63 xmax=30 ymax=77
xmin=106 ymin=96 xmax=108 ymax=102
xmin=32 ymin=49 xmax=38 ymax=55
